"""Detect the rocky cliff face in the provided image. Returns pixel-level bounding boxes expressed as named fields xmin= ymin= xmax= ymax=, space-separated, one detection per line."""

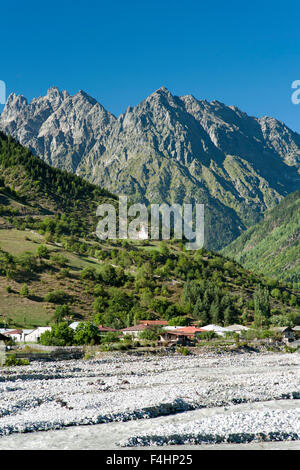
xmin=0 ymin=87 xmax=116 ymax=172
xmin=1 ymin=86 xmax=299 ymax=249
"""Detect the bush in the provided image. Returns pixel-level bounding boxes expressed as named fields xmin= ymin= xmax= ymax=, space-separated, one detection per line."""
xmin=198 ymin=331 xmax=217 ymax=341
xmin=50 ymin=254 xmax=68 ymax=267
xmin=44 ymin=290 xmax=71 ymax=304
xmin=101 ymin=332 xmax=120 ymax=343
xmin=122 ymin=334 xmax=133 ymax=343
xmin=84 ymin=352 xmax=95 ymax=360
xmin=80 ymin=267 xmax=96 ymax=280
xmin=20 ymin=284 xmax=29 ymax=298
xmin=37 ymin=245 xmax=50 ymax=259
xmin=17 ymin=252 xmax=38 ymax=273
xmin=4 ymin=355 xmax=29 ymax=366
xmin=177 ymin=346 xmax=190 ymax=356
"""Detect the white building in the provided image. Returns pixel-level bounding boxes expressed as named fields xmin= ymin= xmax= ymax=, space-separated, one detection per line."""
xmin=3 ymin=329 xmax=24 ymax=342
xmin=68 ymin=321 xmax=97 ymax=330
xmin=201 ymin=324 xmax=231 ymax=336
xmin=225 ymin=324 xmax=249 ymax=335
xmin=25 ymin=327 xmax=51 ymax=343
xmin=163 ymin=326 xmax=186 ymax=331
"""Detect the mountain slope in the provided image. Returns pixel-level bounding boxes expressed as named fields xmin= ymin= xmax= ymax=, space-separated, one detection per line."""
xmin=0 ymin=132 xmax=116 ymax=235
xmin=1 ymin=86 xmax=300 ymax=249
xmin=222 ymin=191 xmax=300 ymax=284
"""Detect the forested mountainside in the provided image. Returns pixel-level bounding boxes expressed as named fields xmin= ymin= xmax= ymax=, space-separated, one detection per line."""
xmin=222 ymin=191 xmax=300 ymax=284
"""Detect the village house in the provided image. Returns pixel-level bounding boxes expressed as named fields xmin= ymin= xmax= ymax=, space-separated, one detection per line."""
xmin=164 ymin=325 xmax=186 ymax=331
xmin=270 ymin=327 xmax=295 ymax=344
xmin=175 ymin=326 xmax=206 ymax=336
xmin=139 ymin=320 xmax=169 ymax=327
xmin=159 ymin=330 xmax=194 ymax=346
xmin=293 ymin=326 xmax=300 ymax=339
xmin=0 ymin=328 xmax=15 ymax=335
xmin=201 ymin=324 xmax=231 ymax=336
xmin=25 ymin=327 xmax=51 ymax=343
xmin=121 ymin=324 xmax=150 ymax=338
xmin=159 ymin=326 xmax=206 ymax=346
xmin=3 ymin=329 xmax=24 ymax=342
xmin=98 ymin=325 xmax=119 ymax=336
xmin=225 ymin=324 xmax=249 ymax=335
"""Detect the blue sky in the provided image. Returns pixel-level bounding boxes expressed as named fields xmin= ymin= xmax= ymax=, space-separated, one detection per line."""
xmin=1 ymin=0 xmax=300 ymax=131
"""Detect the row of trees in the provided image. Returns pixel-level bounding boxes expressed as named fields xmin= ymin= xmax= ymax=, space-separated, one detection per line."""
xmin=40 ymin=322 xmax=100 ymax=346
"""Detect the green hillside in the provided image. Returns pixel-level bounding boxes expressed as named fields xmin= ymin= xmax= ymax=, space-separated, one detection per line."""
xmin=0 ymin=132 xmax=116 ymax=236
xmin=0 ymin=228 xmax=299 ymax=330
xmin=0 ymin=133 xmax=298 ymax=331
xmin=222 ymin=191 xmax=300 ymax=285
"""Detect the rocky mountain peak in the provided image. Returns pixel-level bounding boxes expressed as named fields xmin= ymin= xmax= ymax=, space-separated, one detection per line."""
xmin=1 ymin=93 xmax=28 ymax=121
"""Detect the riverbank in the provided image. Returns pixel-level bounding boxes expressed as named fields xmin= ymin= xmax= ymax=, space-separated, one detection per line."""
xmin=0 ymin=351 xmax=299 ymax=449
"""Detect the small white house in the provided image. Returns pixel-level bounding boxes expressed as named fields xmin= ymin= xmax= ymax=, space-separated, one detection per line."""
xmin=0 ymin=328 xmax=15 ymax=335
xmin=225 ymin=324 xmax=249 ymax=335
xmin=163 ymin=326 xmax=186 ymax=331
xmin=122 ymin=324 xmax=149 ymax=338
xmin=1 ymin=329 xmax=28 ymax=342
xmin=3 ymin=329 xmax=24 ymax=342
xmin=68 ymin=321 xmax=97 ymax=330
xmin=25 ymin=327 xmax=51 ymax=343
xmin=201 ymin=324 xmax=231 ymax=336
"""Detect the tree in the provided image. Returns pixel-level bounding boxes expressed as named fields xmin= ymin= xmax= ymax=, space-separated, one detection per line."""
xmin=17 ymin=252 xmax=38 ymax=273
xmin=289 ymin=294 xmax=297 ymax=307
xmin=168 ymin=316 xmax=189 ymax=326
xmin=271 ymin=288 xmax=281 ymax=300
xmin=93 ymin=296 xmax=107 ymax=313
xmin=224 ymin=306 xmax=236 ymax=326
xmin=40 ymin=322 xmax=74 ymax=346
xmin=210 ymin=301 xmax=221 ymax=324
xmin=159 ymin=242 xmax=169 ymax=257
xmin=80 ymin=267 xmax=96 ymax=280
xmin=138 ymin=328 xmax=160 ymax=341
xmin=20 ymin=284 xmax=29 ymax=298
xmin=99 ymin=264 xmax=117 ymax=285
xmin=37 ymin=245 xmax=49 ymax=259
xmin=73 ymin=322 xmax=100 ymax=345
xmin=53 ymin=304 xmax=71 ymax=324
xmin=253 ymin=286 xmax=270 ymax=327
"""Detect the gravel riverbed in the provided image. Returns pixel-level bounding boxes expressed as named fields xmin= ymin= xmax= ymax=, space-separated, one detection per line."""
xmin=0 ymin=351 xmax=299 ymax=449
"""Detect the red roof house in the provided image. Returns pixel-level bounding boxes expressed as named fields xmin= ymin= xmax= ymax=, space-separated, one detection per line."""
xmin=98 ymin=325 xmax=118 ymax=333
xmin=139 ymin=320 xmax=168 ymax=326
xmin=174 ymin=326 xmax=206 ymax=336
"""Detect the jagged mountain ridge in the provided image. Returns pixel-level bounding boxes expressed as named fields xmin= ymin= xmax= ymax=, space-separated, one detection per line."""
xmin=0 ymin=87 xmax=116 ymax=172
xmin=1 ymin=86 xmax=300 ymax=249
